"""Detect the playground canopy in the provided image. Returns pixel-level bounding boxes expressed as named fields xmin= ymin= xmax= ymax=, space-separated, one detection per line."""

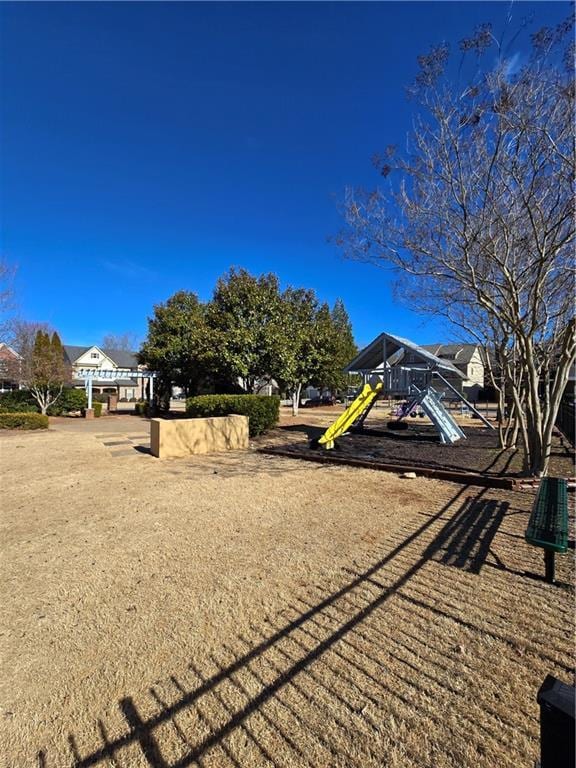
xmin=345 ymin=332 xmax=466 ymax=378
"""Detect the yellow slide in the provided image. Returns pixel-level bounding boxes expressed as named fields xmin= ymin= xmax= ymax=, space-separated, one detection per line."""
xmin=317 ymin=377 xmax=383 ymax=450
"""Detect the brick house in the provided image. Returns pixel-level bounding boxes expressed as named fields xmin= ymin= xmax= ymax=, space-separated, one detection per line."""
xmin=0 ymin=343 xmax=23 ymax=392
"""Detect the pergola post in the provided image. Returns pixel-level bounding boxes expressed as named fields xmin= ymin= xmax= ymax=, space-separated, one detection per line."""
xmin=87 ymin=378 xmax=93 ymax=409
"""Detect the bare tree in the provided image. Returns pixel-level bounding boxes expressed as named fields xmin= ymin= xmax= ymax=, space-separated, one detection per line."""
xmin=101 ymin=332 xmax=139 ymax=352
xmin=0 ymin=260 xmax=16 ymax=343
xmin=28 ymin=331 xmax=69 ymax=414
xmin=340 ymin=18 xmax=575 ymax=475
xmin=12 ymin=323 xmax=70 ymax=414
xmin=10 ymin=320 xmax=52 ymax=356
xmin=1 ymin=320 xmax=50 ymax=386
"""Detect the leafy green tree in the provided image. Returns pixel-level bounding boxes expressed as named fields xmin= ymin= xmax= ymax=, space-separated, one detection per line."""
xmin=23 ymin=330 xmax=70 ymax=414
xmin=207 ymin=268 xmax=282 ymax=392
xmin=313 ymin=298 xmax=357 ymax=392
xmin=139 ymin=291 xmax=213 ymax=407
xmin=268 ymin=288 xmax=327 ymax=415
xmin=138 ymin=272 xmax=357 ymax=415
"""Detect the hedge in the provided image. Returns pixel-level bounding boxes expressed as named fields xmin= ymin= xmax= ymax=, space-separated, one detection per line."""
xmin=0 ymin=412 xmax=49 ymax=430
xmin=93 ymin=401 xmax=103 ymax=417
xmin=0 ymin=388 xmax=88 ymax=415
xmin=0 ymin=390 xmax=38 ymax=413
xmin=185 ymin=394 xmax=280 ymax=437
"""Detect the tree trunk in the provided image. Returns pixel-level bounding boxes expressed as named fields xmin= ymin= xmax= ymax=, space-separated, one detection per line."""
xmin=291 ymin=383 xmax=302 ymax=416
xmin=533 ymin=336 xmax=575 ymax=476
xmin=502 ymin=400 xmax=515 ymax=448
xmin=497 ymin=385 xmax=507 ymax=448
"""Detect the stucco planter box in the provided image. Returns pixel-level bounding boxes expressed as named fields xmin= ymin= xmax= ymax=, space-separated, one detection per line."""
xmin=150 ymin=415 xmax=249 ymax=459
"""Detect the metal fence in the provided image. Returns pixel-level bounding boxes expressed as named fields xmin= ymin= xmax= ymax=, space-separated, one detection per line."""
xmin=555 ymin=398 xmax=575 ymax=446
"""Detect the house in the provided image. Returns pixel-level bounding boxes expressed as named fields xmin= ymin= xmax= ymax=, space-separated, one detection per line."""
xmin=422 ymin=343 xmax=486 ymax=400
xmin=63 ymin=345 xmax=146 ymax=401
xmin=0 ymin=343 xmax=23 ymax=392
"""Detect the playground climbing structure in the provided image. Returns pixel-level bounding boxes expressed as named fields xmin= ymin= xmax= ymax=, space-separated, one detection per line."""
xmin=316 ymin=332 xmax=493 ymax=450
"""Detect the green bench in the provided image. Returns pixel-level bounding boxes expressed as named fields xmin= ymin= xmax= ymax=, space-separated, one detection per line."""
xmin=525 ymin=477 xmax=569 ymax=583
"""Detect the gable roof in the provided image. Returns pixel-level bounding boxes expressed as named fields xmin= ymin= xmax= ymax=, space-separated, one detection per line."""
xmin=63 ymin=345 xmax=139 ymax=369
xmin=0 ymin=343 xmax=22 ymax=360
xmin=345 ymin=332 xmax=465 ymax=377
xmin=63 ymin=345 xmax=89 ymax=364
xmin=102 ymin=348 xmax=139 ymax=368
xmin=421 ymin=343 xmax=481 ymax=366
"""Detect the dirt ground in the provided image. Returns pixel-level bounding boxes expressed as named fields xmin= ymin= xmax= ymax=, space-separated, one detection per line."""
xmin=263 ymin=405 xmax=575 ymax=479
xmin=0 ymin=411 xmax=574 ymax=768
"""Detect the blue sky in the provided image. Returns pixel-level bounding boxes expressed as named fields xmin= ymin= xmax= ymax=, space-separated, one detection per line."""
xmin=1 ymin=1 xmax=569 ymax=348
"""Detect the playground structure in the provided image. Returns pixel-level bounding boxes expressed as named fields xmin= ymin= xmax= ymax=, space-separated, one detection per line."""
xmin=317 ymin=332 xmax=493 ymax=450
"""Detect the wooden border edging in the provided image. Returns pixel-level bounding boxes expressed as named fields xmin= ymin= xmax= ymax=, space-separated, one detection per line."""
xmin=259 ymin=447 xmax=516 ymax=490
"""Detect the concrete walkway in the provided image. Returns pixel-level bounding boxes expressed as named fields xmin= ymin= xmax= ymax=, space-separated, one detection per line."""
xmin=49 ymin=413 xmax=152 ymax=456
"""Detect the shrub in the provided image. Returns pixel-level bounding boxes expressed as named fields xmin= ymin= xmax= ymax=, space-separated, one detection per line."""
xmin=58 ymin=388 xmax=87 ymax=413
xmin=93 ymin=402 xmax=103 ymax=417
xmin=91 ymin=393 xmax=109 ymax=404
xmin=0 ymin=390 xmax=38 ymax=413
xmin=185 ymin=394 xmax=280 ymax=437
xmin=0 ymin=412 xmax=49 ymax=429
xmin=0 ymin=387 xmax=88 ymax=415
xmin=44 ymin=388 xmax=89 ymax=416
xmin=134 ymin=401 xmax=148 ymax=416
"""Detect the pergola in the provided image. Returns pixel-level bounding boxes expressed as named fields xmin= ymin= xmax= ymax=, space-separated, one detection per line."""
xmin=74 ymin=368 xmax=157 ymax=409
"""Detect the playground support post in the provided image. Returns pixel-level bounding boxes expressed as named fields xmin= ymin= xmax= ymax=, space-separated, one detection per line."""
xmin=434 ymin=372 xmax=494 ymax=429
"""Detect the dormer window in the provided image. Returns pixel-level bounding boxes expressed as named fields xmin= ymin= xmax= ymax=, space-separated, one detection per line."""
xmin=91 ymin=353 xmax=99 ymax=359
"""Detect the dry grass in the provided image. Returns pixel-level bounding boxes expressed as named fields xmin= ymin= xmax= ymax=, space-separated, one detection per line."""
xmin=0 ymin=420 xmax=574 ymax=768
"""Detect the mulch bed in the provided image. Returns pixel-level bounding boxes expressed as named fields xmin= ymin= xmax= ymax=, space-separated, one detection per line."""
xmin=259 ymin=420 xmax=574 ymax=489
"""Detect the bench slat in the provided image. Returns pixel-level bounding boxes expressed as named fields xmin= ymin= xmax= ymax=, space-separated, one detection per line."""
xmin=525 ymin=477 xmax=569 ymax=554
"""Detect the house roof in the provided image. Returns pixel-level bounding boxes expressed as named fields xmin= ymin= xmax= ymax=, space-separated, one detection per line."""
xmin=63 ymin=345 xmax=90 ymax=364
xmin=345 ymin=332 xmax=465 ymax=378
xmin=0 ymin=343 xmax=22 ymax=360
xmin=421 ymin=343 xmax=481 ymax=366
xmin=64 ymin=345 xmax=139 ymax=369
xmin=102 ymin=348 xmax=139 ymax=368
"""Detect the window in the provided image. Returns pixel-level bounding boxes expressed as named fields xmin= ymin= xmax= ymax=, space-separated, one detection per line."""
xmin=91 ymin=353 xmax=99 ymax=359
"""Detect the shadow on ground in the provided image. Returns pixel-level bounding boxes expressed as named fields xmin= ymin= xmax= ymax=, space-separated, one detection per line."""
xmin=36 ymin=487 xmax=573 ymax=768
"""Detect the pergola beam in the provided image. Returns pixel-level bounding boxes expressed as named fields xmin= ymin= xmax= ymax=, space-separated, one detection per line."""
xmin=75 ymin=368 xmax=157 ymax=407
xmin=75 ymin=368 xmax=157 ymax=380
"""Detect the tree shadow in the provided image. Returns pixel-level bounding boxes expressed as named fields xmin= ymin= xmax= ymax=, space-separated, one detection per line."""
xmin=37 ymin=487 xmax=571 ymax=767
